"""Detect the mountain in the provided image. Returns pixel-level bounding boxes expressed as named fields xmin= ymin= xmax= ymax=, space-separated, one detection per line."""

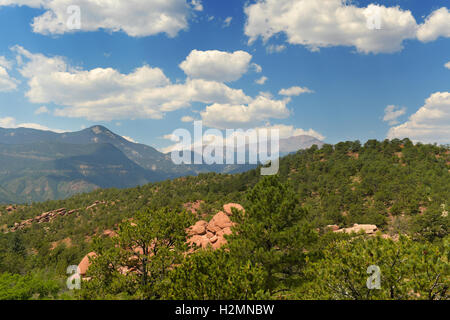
xmin=279 ymin=135 xmax=324 ymax=154
xmin=0 ymin=125 xmax=324 ymax=203
xmin=0 ymin=142 xmax=162 ymax=203
xmin=0 ymin=125 xmax=193 ymax=177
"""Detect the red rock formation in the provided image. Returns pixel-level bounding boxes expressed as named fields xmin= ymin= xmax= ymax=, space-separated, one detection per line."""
xmin=183 ymin=200 xmax=204 ymax=214
xmin=78 ymin=252 xmax=97 ymax=276
xmin=80 ymin=203 xmax=244 ymax=276
xmin=223 ymin=203 xmax=244 ymax=215
xmin=186 ymin=203 xmax=242 ymax=251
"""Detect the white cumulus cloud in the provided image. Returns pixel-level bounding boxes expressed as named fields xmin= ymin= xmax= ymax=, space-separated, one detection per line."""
xmin=445 ymin=62 xmax=450 ymax=70
xmin=416 ymin=7 xmax=450 ymax=42
xmin=34 ymin=106 xmax=50 ymax=114
xmin=383 ymin=105 xmax=406 ymax=125
xmin=200 ymin=95 xmax=291 ymax=129
xmin=180 ymin=50 xmax=253 ymax=82
xmin=387 ymin=92 xmax=450 ymax=144
xmin=0 ymin=116 xmax=65 ymax=132
xmin=0 ymin=56 xmax=19 ymax=92
xmin=181 ymin=115 xmax=195 ymax=122
xmin=12 ymin=46 xmax=253 ymax=121
xmin=244 ymin=0 xmax=443 ymax=54
xmin=161 ymin=123 xmax=325 ymax=153
xmin=255 ymin=76 xmax=268 ymax=85
xmin=279 ymin=86 xmax=313 ymax=96
xmin=0 ymin=0 xmax=193 ymax=37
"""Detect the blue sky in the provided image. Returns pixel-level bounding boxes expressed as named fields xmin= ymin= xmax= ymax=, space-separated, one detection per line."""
xmin=0 ymin=0 xmax=449 ymax=150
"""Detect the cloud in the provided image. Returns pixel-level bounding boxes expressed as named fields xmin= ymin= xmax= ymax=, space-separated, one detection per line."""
xmin=279 ymin=86 xmax=313 ymax=96
xmin=223 ymin=16 xmax=232 ymax=28
xmin=387 ymin=92 xmax=450 ymax=144
xmin=160 ymin=123 xmax=325 ymax=153
xmin=383 ymin=105 xmax=406 ymax=125
xmin=0 ymin=116 xmax=65 ymax=132
xmin=416 ymin=7 xmax=450 ymax=42
xmin=255 ymin=76 xmax=268 ymax=85
xmin=200 ymin=95 xmax=291 ymax=129
xmin=0 ymin=0 xmax=193 ymax=37
xmin=13 ymin=46 xmax=252 ymax=121
xmin=0 ymin=56 xmax=13 ymax=69
xmin=181 ymin=115 xmax=195 ymax=122
xmin=251 ymin=63 xmax=262 ymax=73
xmin=34 ymin=106 xmax=50 ymax=114
xmin=266 ymin=44 xmax=286 ymax=54
xmin=268 ymin=123 xmax=325 ymax=141
xmin=122 ymin=135 xmax=137 ymax=143
xmin=445 ymin=62 xmax=450 ymax=70
xmin=244 ymin=0 xmax=425 ymax=54
xmin=179 ymin=50 xmax=253 ymax=82
xmin=190 ymin=0 xmax=203 ymax=12
xmin=0 ymin=56 xmax=19 ymax=92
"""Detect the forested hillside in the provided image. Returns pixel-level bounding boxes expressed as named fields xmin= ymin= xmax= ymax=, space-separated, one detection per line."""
xmin=0 ymin=139 xmax=448 ymax=300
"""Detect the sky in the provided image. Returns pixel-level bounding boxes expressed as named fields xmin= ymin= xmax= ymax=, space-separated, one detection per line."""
xmin=0 ymin=0 xmax=449 ymax=151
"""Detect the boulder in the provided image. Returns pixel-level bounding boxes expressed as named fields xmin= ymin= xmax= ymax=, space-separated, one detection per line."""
xmin=78 ymin=252 xmax=97 ymax=276
xmin=188 ymin=235 xmax=210 ymax=249
xmin=189 ymin=220 xmax=208 ymax=236
xmin=212 ymin=237 xmax=228 ymax=250
xmin=223 ymin=203 xmax=244 ymax=216
xmin=208 ymin=211 xmax=233 ymax=232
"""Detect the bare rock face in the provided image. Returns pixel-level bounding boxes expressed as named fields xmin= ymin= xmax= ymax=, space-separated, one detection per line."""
xmin=78 ymin=252 xmax=97 ymax=276
xmin=335 ymin=224 xmax=378 ymax=235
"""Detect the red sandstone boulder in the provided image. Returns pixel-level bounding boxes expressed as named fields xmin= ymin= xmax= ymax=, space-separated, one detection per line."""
xmin=188 ymin=235 xmax=211 ymax=249
xmin=78 ymin=252 xmax=97 ymax=276
xmin=207 ymin=211 xmax=233 ymax=233
xmin=223 ymin=203 xmax=244 ymax=216
xmin=188 ymin=220 xmax=208 ymax=236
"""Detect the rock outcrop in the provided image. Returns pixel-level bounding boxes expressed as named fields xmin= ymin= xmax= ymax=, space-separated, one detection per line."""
xmin=334 ymin=224 xmax=378 ymax=235
xmin=183 ymin=200 xmax=204 ymax=214
xmin=10 ymin=208 xmax=77 ymax=232
xmin=79 ymin=203 xmax=244 ymax=277
xmin=7 ymin=201 xmax=106 ymax=233
xmin=223 ymin=203 xmax=245 ymax=215
xmin=187 ymin=203 xmax=243 ymax=250
xmin=78 ymin=252 xmax=97 ymax=276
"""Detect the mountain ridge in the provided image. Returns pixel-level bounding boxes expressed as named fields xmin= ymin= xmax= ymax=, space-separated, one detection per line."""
xmin=0 ymin=125 xmax=324 ymax=203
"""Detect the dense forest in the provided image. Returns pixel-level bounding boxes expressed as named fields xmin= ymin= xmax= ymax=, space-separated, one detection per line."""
xmin=0 ymin=139 xmax=448 ymax=300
